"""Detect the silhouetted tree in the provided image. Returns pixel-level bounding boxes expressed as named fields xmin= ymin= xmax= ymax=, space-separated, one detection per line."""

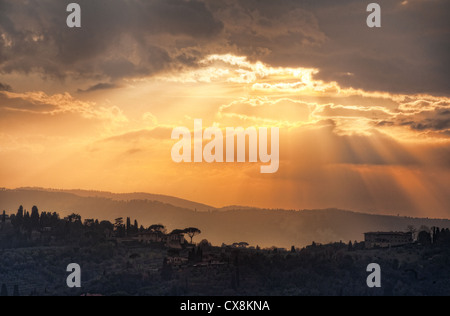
xmin=31 ymin=206 xmax=40 ymax=229
xmin=15 ymin=205 xmax=24 ymax=227
xmin=1 ymin=210 xmax=5 ymax=223
xmin=133 ymin=220 xmax=138 ymax=233
xmin=417 ymin=231 xmax=432 ymax=246
xmin=1 ymin=284 xmax=7 ymax=296
xmin=23 ymin=211 xmax=30 ymax=230
xmin=197 ymin=247 xmax=203 ymax=261
xmin=13 ymin=285 xmax=19 ymax=297
xmin=348 ymin=241 xmax=353 ymax=251
xmin=84 ymin=219 xmax=95 ymax=227
xmin=433 ymin=227 xmax=441 ymax=244
xmin=199 ymin=239 xmax=212 ymax=249
xmin=114 ymin=218 xmax=125 ymax=237
xmin=99 ymin=220 xmax=114 ymax=237
xmin=126 ymin=217 xmax=131 ymax=234
xmin=67 ymin=213 xmax=81 ymax=223
xmin=184 ymin=227 xmax=201 ymax=244
xmin=149 ymin=224 xmax=166 ymax=233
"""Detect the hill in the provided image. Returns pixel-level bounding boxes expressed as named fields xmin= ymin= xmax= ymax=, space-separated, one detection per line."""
xmin=1 ymin=188 xmax=449 ymax=248
xmin=11 ymin=187 xmax=215 ymax=211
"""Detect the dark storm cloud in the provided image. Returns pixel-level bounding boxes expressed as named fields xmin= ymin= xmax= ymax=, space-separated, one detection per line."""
xmin=0 ymin=0 xmax=448 ymax=95
xmin=376 ymin=107 xmax=450 ymax=133
xmin=403 ymin=109 xmax=450 ymax=132
xmin=211 ymin=0 xmax=450 ymax=95
xmin=77 ymin=83 xmax=121 ymax=93
xmin=0 ymin=0 xmax=223 ymax=79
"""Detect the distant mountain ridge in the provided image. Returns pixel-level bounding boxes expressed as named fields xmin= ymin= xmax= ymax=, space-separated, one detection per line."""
xmin=13 ymin=187 xmax=216 ymax=212
xmin=1 ymin=188 xmax=450 ymax=248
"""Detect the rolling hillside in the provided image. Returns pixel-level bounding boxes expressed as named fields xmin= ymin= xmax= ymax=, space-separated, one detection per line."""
xmin=1 ymin=188 xmax=449 ymax=248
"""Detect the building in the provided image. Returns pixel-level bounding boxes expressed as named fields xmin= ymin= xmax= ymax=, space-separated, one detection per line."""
xmin=364 ymin=232 xmax=413 ymax=249
xmin=136 ymin=231 xmax=166 ymax=244
xmin=166 ymin=256 xmax=188 ymax=267
xmin=134 ymin=231 xmax=186 ymax=248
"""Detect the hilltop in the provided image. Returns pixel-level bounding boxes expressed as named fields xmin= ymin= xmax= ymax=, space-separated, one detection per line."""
xmin=1 ymin=188 xmax=450 ymax=248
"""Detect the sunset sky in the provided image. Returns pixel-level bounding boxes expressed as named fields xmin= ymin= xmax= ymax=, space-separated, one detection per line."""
xmin=0 ymin=0 xmax=449 ymax=218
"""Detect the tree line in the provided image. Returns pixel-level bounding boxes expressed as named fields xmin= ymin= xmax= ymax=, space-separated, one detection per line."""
xmin=1 ymin=205 xmax=202 ymax=247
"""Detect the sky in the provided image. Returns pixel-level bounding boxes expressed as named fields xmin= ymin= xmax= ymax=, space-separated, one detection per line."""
xmin=0 ymin=0 xmax=449 ymax=218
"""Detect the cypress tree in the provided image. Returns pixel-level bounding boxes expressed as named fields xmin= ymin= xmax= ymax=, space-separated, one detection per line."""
xmin=13 ymin=285 xmax=19 ymax=296
xmin=1 ymin=284 xmax=8 ymax=296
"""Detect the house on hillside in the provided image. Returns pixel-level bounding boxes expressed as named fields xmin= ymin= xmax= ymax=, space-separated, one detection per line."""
xmin=166 ymin=231 xmax=186 ymax=249
xmin=134 ymin=230 xmax=186 ymax=248
xmin=166 ymin=256 xmax=188 ymax=267
xmin=364 ymin=232 xmax=413 ymax=249
xmin=136 ymin=231 xmax=166 ymax=244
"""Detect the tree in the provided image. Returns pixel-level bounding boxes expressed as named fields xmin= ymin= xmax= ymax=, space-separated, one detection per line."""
xmin=114 ymin=217 xmax=123 ymax=229
xmin=170 ymin=229 xmax=185 ymax=235
xmin=114 ymin=218 xmax=125 ymax=237
xmin=68 ymin=213 xmax=81 ymax=223
xmin=99 ymin=220 xmax=114 ymax=237
xmin=407 ymin=225 xmax=417 ymax=240
xmin=432 ymin=227 xmax=441 ymax=244
xmin=1 ymin=284 xmax=7 ymax=296
xmin=184 ymin=227 xmax=201 ymax=244
xmin=149 ymin=224 xmax=166 ymax=233
xmin=31 ymin=206 xmax=40 ymax=229
xmin=199 ymin=239 xmax=212 ymax=249
xmin=15 ymin=205 xmax=24 ymax=227
xmin=84 ymin=219 xmax=95 ymax=227
xmin=23 ymin=211 xmax=30 ymax=230
xmin=126 ymin=217 xmax=131 ymax=233
xmin=417 ymin=231 xmax=432 ymax=246
xmin=348 ymin=241 xmax=353 ymax=251
xmin=13 ymin=285 xmax=19 ymax=297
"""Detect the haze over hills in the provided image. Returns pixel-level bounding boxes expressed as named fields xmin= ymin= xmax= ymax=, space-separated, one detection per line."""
xmin=13 ymin=187 xmax=216 ymax=212
xmin=1 ymin=188 xmax=450 ymax=248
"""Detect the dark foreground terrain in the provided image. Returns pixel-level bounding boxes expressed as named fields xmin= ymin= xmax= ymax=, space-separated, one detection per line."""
xmin=1 ymin=242 xmax=450 ymax=296
xmin=1 ymin=206 xmax=450 ymax=296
